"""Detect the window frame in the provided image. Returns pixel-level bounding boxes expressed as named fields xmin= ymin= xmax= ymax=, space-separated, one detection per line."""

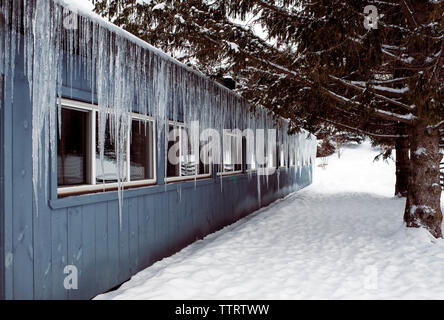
xmin=218 ymin=129 xmax=243 ymax=176
xmin=57 ymin=98 xmax=157 ymax=197
xmin=164 ymin=120 xmax=212 ymax=183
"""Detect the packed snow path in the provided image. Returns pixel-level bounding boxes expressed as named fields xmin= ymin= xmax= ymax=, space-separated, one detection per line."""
xmin=96 ymin=142 xmax=444 ymax=299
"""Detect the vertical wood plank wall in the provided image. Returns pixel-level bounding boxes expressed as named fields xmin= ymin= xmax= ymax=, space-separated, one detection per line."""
xmin=0 ymin=73 xmax=4 ymax=300
xmin=0 ymin=42 xmax=314 ymax=300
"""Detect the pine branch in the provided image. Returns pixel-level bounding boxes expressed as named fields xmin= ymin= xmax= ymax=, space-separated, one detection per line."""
xmin=329 ymin=76 xmax=414 ymax=111
xmin=320 ymin=118 xmax=409 ymax=139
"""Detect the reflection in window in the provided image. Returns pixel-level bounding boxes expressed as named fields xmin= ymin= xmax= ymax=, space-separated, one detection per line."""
xmin=57 ymin=108 xmax=89 ymax=187
xmin=130 ymin=119 xmax=154 ymax=181
xmin=96 ymin=117 xmax=127 ymax=183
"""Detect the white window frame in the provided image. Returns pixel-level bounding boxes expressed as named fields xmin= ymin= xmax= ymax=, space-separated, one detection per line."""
xmin=57 ymin=98 xmax=157 ymax=197
xmin=218 ymin=130 xmax=243 ymax=176
xmin=165 ymin=121 xmax=212 ymax=183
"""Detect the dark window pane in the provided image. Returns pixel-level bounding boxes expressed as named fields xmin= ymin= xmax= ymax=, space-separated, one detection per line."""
xmin=57 ymin=108 xmax=88 ymax=187
xmin=199 ymin=137 xmax=210 ymax=175
xmin=233 ymin=135 xmax=242 ymax=171
xmin=96 ymin=116 xmax=127 ymax=183
xmin=130 ymin=120 xmax=154 ymax=181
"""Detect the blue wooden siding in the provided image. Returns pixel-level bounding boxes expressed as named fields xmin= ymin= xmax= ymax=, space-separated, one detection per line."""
xmin=0 ymin=72 xmax=4 ymax=300
xmin=0 ymin=39 xmax=314 ymax=301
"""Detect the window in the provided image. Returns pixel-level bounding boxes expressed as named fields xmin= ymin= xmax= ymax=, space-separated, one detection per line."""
xmin=166 ymin=122 xmax=211 ymax=181
xmin=57 ymin=99 xmax=156 ymax=196
xmin=130 ymin=119 xmax=155 ymax=181
xmin=279 ymin=143 xmax=288 ymax=168
xmin=95 ymin=117 xmax=128 ymax=183
xmin=57 ymin=107 xmax=90 ymax=187
xmin=246 ymin=131 xmax=276 ymax=172
xmin=218 ymin=130 xmax=242 ymax=175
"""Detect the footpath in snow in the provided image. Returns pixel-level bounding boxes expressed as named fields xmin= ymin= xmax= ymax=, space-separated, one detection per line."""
xmin=96 ymin=142 xmax=444 ymax=300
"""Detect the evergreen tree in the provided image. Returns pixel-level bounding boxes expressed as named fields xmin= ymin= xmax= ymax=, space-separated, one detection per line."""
xmin=94 ymin=0 xmax=444 ymax=237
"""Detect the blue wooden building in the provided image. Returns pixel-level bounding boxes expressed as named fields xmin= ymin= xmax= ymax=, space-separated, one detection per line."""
xmin=0 ymin=0 xmax=316 ymax=299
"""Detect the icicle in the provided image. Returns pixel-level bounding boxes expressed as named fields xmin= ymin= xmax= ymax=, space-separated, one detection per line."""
xmin=256 ymin=169 xmax=261 ymax=206
xmin=21 ymin=0 xmax=64 ymax=215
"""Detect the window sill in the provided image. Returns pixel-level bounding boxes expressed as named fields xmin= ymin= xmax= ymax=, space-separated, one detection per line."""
xmin=49 ymin=183 xmax=162 ymax=210
xmin=57 ymin=180 xmax=157 ymax=198
xmin=164 ymin=175 xmax=212 ymax=184
xmin=217 ymin=171 xmax=243 ymax=177
xmin=245 ymin=169 xmax=277 ymax=176
xmin=48 ymin=166 xmax=312 ymax=210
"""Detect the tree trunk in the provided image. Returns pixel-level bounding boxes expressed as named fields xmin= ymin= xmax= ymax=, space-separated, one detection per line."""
xmin=404 ymin=121 xmax=443 ymax=238
xmin=395 ymin=134 xmax=410 ymax=197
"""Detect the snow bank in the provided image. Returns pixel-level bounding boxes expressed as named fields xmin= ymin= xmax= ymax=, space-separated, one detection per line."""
xmin=313 ymin=142 xmax=396 ymax=196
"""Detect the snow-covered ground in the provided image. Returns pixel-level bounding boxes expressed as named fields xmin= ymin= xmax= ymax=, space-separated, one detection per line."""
xmin=96 ymin=141 xmax=444 ymax=300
